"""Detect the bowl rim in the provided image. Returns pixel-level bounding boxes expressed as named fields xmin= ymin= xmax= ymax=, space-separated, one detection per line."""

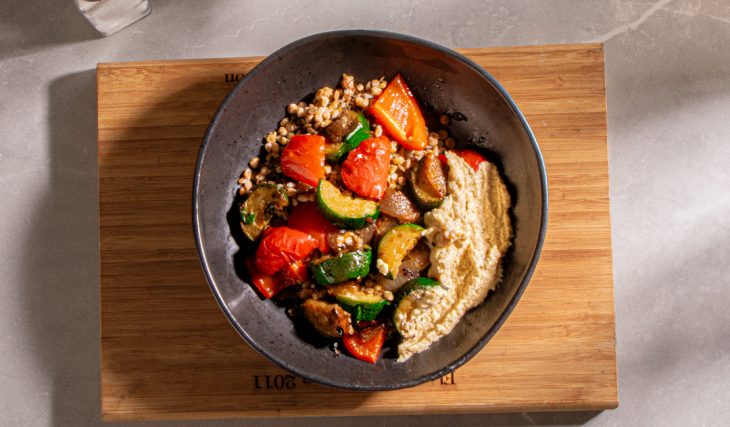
xmin=192 ymin=29 xmax=549 ymax=391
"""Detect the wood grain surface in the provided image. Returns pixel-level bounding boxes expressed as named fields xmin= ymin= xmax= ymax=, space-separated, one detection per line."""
xmin=98 ymin=43 xmax=617 ymax=421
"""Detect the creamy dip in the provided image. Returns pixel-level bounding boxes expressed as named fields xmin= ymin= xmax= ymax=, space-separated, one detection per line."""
xmin=395 ymin=152 xmax=512 ymax=361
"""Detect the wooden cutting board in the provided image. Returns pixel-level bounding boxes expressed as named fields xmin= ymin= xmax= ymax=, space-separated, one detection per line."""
xmin=98 ymin=43 xmax=617 ymax=421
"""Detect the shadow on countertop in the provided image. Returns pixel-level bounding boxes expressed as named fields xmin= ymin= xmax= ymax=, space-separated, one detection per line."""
xmin=21 ymin=71 xmax=101 ymax=424
xmin=0 ymin=0 xmax=100 ymax=60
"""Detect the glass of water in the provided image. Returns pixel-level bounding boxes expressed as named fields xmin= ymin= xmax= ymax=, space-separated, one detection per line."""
xmin=75 ymin=0 xmax=151 ymax=36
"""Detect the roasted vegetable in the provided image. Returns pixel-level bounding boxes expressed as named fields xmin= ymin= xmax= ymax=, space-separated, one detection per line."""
xmin=446 ymin=148 xmax=488 ymax=171
xmin=328 ymin=282 xmax=389 ymax=322
xmin=369 ymin=74 xmax=428 ymax=150
xmin=254 ymin=226 xmax=319 ymax=276
xmin=372 ymin=241 xmax=430 ymax=292
xmin=376 ymin=224 xmax=424 ymax=279
xmin=417 ymin=153 xmax=447 ymax=198
xmin=378 ymin=188 xmax=421 ymax=223
xmin=311 ymin=247 xmax=372 ymax=286
xmin=281 ymin=134 xmax=325 ymax=187
xmin=342 ymin=323 xmax=387 ymax=363
xmin=243 ymin=258 xmax=288 ymax=299
xmin=408 ymin=153 xmax=447 ymax=210
xmin=301 ymin=299 xmax=354 ymax=337
xmin=287 ymin=202 xmax=338 ymax=253
xmin=393 ymin=278 xmax=442 ymax=334
xmin=316 ymin=179 xmax=380 ymax=229
xmin=239 ymin=184 xmax=289 ymax=241
xmin=326 ymin=225 xmax=375 ymax=253
xmin=323 ymin=111 xmax=371 ymax=162
xmin=340 ymin=136 xmax=391 ymax=200
xmin=372 ymin=217 xmax=399 ymax=247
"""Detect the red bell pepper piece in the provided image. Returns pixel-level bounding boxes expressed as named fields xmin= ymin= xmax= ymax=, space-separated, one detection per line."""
xmin=369 ymin=74 xmax=428 ymax=150
xmin=255 ymin=226 xmax=318 ymax=276
xmin=440 ymin=149 xmax=488 ymax=172
xmin=287 ymin=202 xmax=337 ymax=253
xmin=340 ymin=136 xmax=391 ymax=200
xmin=280 ymin=259 xmax=310 ymax=286
xmin=342 ymin=323 xmax=386 ymax=364
xmin=244 ymin=257 xmax=308 ymax=299
xmin=244 ymin=258 xmax=288 ymax=299
xmin=281 ymin=134 xmax=325 ymax=187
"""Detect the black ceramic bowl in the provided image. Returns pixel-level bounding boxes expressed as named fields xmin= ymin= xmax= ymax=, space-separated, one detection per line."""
xmin=193 ymin=30 xmax=547 ymax=390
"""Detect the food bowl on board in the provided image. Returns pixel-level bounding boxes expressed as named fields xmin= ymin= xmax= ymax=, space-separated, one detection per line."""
xmin=193 ymin=30 xmax=547 ymax=390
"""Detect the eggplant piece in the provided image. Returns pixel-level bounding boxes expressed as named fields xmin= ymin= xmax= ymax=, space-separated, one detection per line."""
xmin=418 ymin=153 xmax=447 ymax=198
xmin=372 ymin=241 xmax=431 ymax=292
xmin=323 ymin=111 xmax=371 ymax=163
xmin=239 ymin=184 xmax=289 ymax=240
xmin=323 ymin=110 xmax=360 ymax=143
xmin=379 ymin=188 xmax=421 ymax=223
xmin=301 ymin=299 xmax=354 ymax=337
xmin=372 ymin=217 xmax=399 ymax=247
xmin=326 ymin=224 xmax=376 ymax=253
xmin=408 ymin=153 xmax=448 ymax=210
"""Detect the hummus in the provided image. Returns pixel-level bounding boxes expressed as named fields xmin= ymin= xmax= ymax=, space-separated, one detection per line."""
xmin=395 ymin=152 xmax=512 ymax=361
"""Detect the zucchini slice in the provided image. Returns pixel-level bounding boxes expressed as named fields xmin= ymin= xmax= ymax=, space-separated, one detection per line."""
xmin=408 ymin=154 xmax=447 ymax=210
xmin=393 ymin=277 xmax=442 ymax=334
xmin=323 ymin=112 xmax=371 ymax=163
xmin=239 ymin=184 xmax=289 ymax=240
xmin=324 ymin=141 xmax=348 ymax=163
xmin=343 ymin=113 xmax=371 ymax=150
xmin=316 ymin=179 xmax=380 ymax=229
xmin=376 ymin=224 xmax=424 ymax=279
xmin=311 ymin=247 xmax=372 ymax=286
xmin=328 ymin=282 xmax=389 ymax=322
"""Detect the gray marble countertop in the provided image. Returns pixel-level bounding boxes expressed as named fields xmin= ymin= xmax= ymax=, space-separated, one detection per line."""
xmin=1 ymin=1 xmax=729 ymax=426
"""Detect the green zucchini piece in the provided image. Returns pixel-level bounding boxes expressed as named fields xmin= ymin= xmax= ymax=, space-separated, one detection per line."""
xmin=329 ymin=282 xmax=389 ymax=322
xmin=393 ymin=277 xmax=442 ymax=334
xmin=325 ymin=141 xmax=348 ymax=163
xmin=239 ymin=184 xmax=288 ymax=240
xmin=376 ymin=224 xmax=424 ymax=279
xmin=316 ymin=179 xmax=380 ymax=229
xmin=343 ymin=113 xmax=370 ymax=150
xmin=311 ymin=247 xmax=372 ymax=286
xmin=323 ymin=113 xmax=371 ymax=163
xmin=408 ymin=154 xmax=446 ymax=210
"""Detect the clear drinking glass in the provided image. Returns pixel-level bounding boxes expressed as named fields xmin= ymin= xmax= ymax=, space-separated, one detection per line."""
xmin=75 ymin=0 xmax=151 ymax=36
